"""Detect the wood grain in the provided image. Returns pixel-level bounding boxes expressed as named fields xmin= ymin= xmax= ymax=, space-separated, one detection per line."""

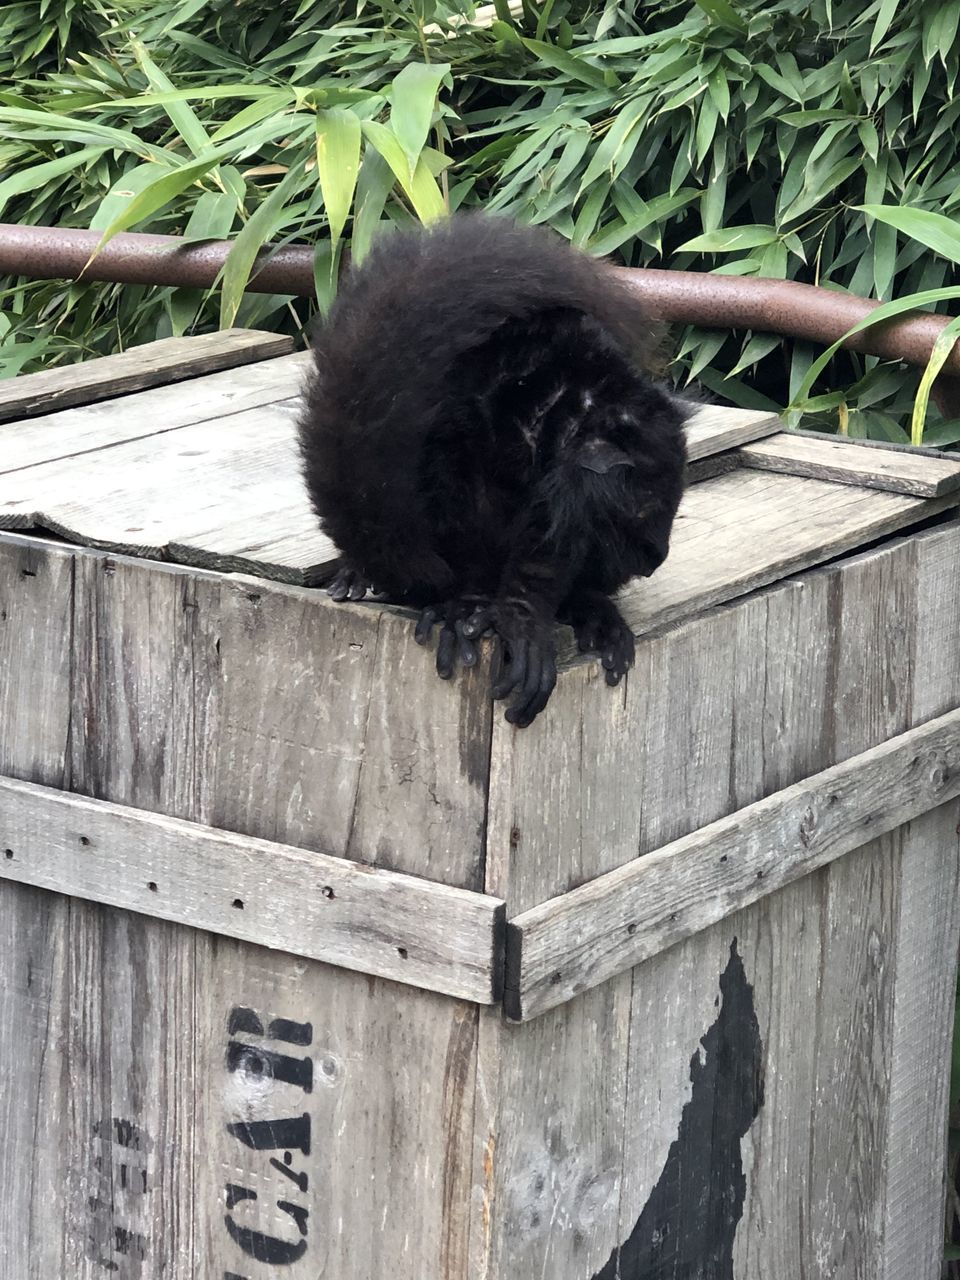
xmin=615 ymin=468 xmax=960 ymax=639
xmin=0 ymin=329 xmax=294 ymax=423
xmin=505 ymin=705 xmax=960 ymax=1021
xmin=0 ymin=772 xmax=504 ymax=1003
xmin=0 ymin=351 xmax=309 ymax=477
xmin=740 ymin=430 xmax=960 ymax=496
xmin=684 ymin=404 xmax=781 ymax=459
xmin=0 ymin=537 xmax=75 ymax=1278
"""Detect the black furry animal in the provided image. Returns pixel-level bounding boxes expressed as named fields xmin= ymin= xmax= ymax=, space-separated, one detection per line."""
xmin=298 ymin=213 xmax=689 ymax=727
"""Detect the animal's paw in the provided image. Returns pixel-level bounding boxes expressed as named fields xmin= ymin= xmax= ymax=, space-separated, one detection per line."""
xmin=326 ymin=565 xmax=372 ymax=602
xmin=414 ymin=596 xmax=489 ymax=679
xmin=462 ymin=602 xmax=557 ymax=728
xmin=565 ymin=593 xmax=635 ymax=687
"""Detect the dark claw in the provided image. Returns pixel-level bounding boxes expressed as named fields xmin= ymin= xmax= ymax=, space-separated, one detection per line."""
xmin=415 ymin=606 xmax=439 ymax=646
xmin=566 ymin=594 xmax=635 ymax=689
xmin=327 ymin=566 xmax=369 ymax=603
xmin=416 ymin=598 xmax=485 ymax=681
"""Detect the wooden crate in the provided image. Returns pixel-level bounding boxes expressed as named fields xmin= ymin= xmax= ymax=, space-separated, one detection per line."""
xmin=1 ymin=333 xmax=960 ymax=1280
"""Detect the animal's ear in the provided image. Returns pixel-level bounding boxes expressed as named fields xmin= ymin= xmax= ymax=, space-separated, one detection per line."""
xmin=577 ymin=439 xmax=635 ymax=474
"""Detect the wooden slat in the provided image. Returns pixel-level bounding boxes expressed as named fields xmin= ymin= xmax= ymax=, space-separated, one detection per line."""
xmin=0 ymin=538 xmax=75 ymax=1277
xmin=0 ymin=329 xmax=294 ymax=423
xmin=740 ymin=431 xmax=960 ymax=497
xmin=614 ymin=469 xmax=960 ymax=640
xmin=0 ymin=351 xmax=310 ymax=477
xmin=505 ymin=706 xmax=960 ymax=1021
xmin=684 ymin=404 xmax=781 ymax=460
xmin=0 ymin=773 xmax=504 ymax=1004
xmin=879 ymin=527 xmax=960 ymax=1278
xmin=0 ymin=397 xmax=340 ymax=583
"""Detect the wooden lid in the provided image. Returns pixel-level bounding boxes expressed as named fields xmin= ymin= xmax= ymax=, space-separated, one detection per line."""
xmin=2 ymin=331 xmax=959 ymax=636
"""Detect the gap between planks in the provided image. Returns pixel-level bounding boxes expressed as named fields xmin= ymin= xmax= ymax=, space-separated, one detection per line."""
xmin=504 ymin=706 xmax=960 ymax=1021
xmin=0 ymin=773 xmax=505 ymax=1005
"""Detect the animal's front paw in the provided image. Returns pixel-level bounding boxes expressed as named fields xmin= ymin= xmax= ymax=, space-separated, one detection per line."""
xmin=414 ymin=596 xmax=489 ymax=679
xmin=566 ymin=593 xmax=635 ymax=687
xmin=462 ymin=602 xmax=557 ymax=728
xmin=326 ymin=565 xmax=372 ymax=602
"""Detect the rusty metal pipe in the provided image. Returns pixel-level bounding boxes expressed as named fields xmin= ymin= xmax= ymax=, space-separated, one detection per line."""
xmin=2 ymin=222 xmax=959 ymax=378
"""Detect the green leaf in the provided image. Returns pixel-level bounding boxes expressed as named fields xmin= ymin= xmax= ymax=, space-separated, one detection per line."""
xmin=183 ymin=191 xmax=237 ymax=241
xmin=0 ymin=145 xmax=103 ymax=217
xmin=790 ymin=286 xmax=960 ymax=409
xmin=679 ymin=225 xmax=778 ymax=252
xmin=361 ymin=120 xmax=446 ymax=222
xmin=220 ymin=164 xmax=304 ymax=328
xmin=911 ymin=314 xmax=960 ymax=445
xmin=131 ymin=38 xmax=214 ymax=159
xmin=692 ymin=0 xmax=747 ymax=33
xmin=352 ymin=146 xmax=396 ymax=265
xmin=520 ymin=37 xmax=608 ymax=89
xmin=315 ymin=107 xmax=361 ymax=246
xmin=91 ymin=154 xmax=223 ymax=252
xmin=869 ymin=0 xmax=901 ymax=52
xmin=857 ymin=204 xmax=960 ymax=264
xmin=389 ymin=62 xmax=449 ymax=180
xmin=89 ymin=163 xmax=171 ymax=232
xmin=578 ymin=99 xmax=647 ymax=193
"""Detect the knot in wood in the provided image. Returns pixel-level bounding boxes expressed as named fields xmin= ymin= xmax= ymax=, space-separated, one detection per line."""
xmin=798 ymin=804 xmax=818 ymax=848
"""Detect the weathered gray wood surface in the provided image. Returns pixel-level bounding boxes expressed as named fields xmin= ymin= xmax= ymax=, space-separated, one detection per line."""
xmin=741 ymin=430 xmax=960 ymax=496
xmin=0 ymin=329 xmax=293 ymax=422
xmin=879 ymin=528 xmax=960 ymax=1280
xmin=0 ymin=532 xmax=496 ymax=1279
xmin=615 ymin=468 xmax=959 ymax=638
xmin=505 ymin=705 xmax=960 ymax=1020
xmin=0 ymin=350 xmax=309 ymax=476
xmin=0 ymin=537 xmax=75 ymax=1279
xmin=5 ymin=380 xmax=957 ymax=620
xmin=473 ymin=522 xmax=960 ymax=1280
xmin=684 ymin=404 xmax=781 ymax=459
xmin=0 ymin=773 xmax=505 ymax=1003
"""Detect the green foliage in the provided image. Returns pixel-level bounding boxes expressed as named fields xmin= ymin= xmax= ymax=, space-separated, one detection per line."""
xmin=2 ymin=0 xmax=960 ymax=442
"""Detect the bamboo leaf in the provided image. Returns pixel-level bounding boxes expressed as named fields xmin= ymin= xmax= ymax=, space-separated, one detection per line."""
xmin=361 ymin=119 xmax=445 ymax=221
xmin=131 ymin=38 xmax=214 ymax=158
xmin=520 ymin=37 xmax=608 ymax=89
xmin=858 ymin=204 xmax=960 ymax=263
xmin=0 ymin=145 xmax=103 ymax=216
xmin=315 ymin=107 xmax=361 ymax=246
xmin=389 ymin=61 xmax=449 ymax=180
xmin=91 ymin=154 xmax=223 ymax=253
xmin=911 ymin=314 xmax=960 ymax=445
xmin=692 ymin=0 xmax=747 ymax=33
xmin=220 ymin=165 xmax=304 ymax=328
xmin=352 ymin=146 xmax=396 ymax=264
xmin=679 ymin=225 xmax=778 ymax=252
xmin=790 ymin=286 xmax=960 ymax=408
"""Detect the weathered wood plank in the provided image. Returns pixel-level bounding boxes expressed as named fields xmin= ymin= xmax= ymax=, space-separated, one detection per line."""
xmin=0 ymin=350 xmax=309 ymax=476
xmin=879 ymin=525 xmax=960 ymax=1279
xmin=0 ymin=537 xmax=75 ymax=1278
xmin=0 ymin=773 xmax=505 ymax=1003
xmin=0 ymin=329 xmax=294 ymax=423
xmin=180 ymin=555 xmax=491 ymax=1279
xmin=68 ymin=549 xmax=205 ymax=1279
xmin=505 ymin=705 xmax=960 ymax=1021
xmin=740 ymin=430 xmax=960 ymax=496
xmin=684 ymin=404 xmax=781 ymax=460
xmin=616 ymin=469 xmax=959 ymax=639
xmin=472 ymin=590 xmax=780 ymax=1277
xmin=0 ymin=398 xmax=341 ymax=583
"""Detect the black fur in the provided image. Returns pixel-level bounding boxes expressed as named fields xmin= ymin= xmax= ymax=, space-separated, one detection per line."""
xmin=298 ymin=212 xmax=689 ymax=726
